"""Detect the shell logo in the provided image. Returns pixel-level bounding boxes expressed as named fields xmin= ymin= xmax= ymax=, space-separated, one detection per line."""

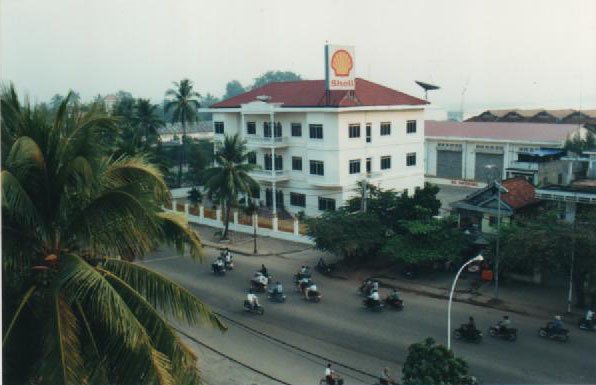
xmin=331 ymin=49 xmax=353 ymax=77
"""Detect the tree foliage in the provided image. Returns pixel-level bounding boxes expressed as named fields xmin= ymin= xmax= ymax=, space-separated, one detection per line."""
xmin=564 ymin=131 xmax=595 ymax=154
xmin=252 ymin=71 xmax=302 ymax=89
xmin=306 ymin=210 xmax=386 ymax=263
xmin=1 ymin=85 xmax=223 ymax=385
xmin=222 ymin=80 xmax=245 ymax=100
xmin=402 ymin=338 xmax=476 ymax=385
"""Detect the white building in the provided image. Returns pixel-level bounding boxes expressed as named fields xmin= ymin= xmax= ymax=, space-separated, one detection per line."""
xmin=425 ymin=121 xmax=587 ymax=187
xmin=207 ymin=78 xmax=427 ymax=216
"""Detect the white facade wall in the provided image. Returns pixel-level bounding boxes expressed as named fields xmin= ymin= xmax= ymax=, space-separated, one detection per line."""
xmin=212 ymin=106 xmax=425 ymax=216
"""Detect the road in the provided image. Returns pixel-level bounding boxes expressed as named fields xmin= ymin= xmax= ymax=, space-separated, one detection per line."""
xmin=142 ymin=247 xmax=596 ymax=384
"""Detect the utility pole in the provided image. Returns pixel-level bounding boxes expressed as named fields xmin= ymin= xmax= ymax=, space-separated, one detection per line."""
xmin=567 ymin=220 xmax=576 ymax=313
xmin=362 ymin=181 xmax=368 ymax=213
xmin=494 ymin=181 xmax=501 ymax=299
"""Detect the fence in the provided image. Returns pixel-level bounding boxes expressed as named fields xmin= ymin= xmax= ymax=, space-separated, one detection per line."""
xmin=163 ymin=199 xmax=313 ymax=245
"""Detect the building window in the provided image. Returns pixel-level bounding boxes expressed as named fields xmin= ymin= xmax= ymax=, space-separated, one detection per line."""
xmin=290 ymin=192 xmax=306 ymax=207
xmin=406 ymin=120 xmax=417 ymax=134
xmin=247 ymin=151 xmax=256 ymax=165
xmin=264 ymin=154 xmax=272 ymax=170
xmin=381 ymin=156 xmax=391 ymax=170
xmin=274 ymin=155 xmax=283 ymax=170
xmin=309 ymin=124 xmax=323 ymax=139
xmin=292 ymin=156 xmax=302 ymax=171
xmin=406 ymin=152 xmax=417 ymax=166
xmin=274 ymin=122 xmax=282 ymax=137
xmin=310 ymin=160 xmax=324 ymax=176
xmin=488 ymin=216 xmax=498 ymax=227
xmin=247 ymin=121 xmax=256 ymax=135
xmin=318 ymin=197 xmax=336 ymax=211
xmin=366 ymin=123 xmax=372 ymax=143
xmin=291 ymin=123 xmax=302 ymax=137
xmin=366 ymin=157 xmax=371 ymax=173
xmin=380 ymin=122 xmax=391 ymax=136
xmin=214 ymin=121 xmax=224 ymax=134
xmin=349 ymin=159 xmax=361 ymax=174
xmin=264 ymin=122 xmax=271 ymax=137
xmin=349 ymin=124 xmax=361 ymax=138
xmin=251 ymin=186 xmax=261 ymax=199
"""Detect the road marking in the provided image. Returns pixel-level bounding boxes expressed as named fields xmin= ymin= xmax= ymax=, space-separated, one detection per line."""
xmin=141 ymin=255 xmax=183 ymax=263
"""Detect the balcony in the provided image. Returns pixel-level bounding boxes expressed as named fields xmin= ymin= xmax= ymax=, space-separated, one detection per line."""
xmin=308 ymin=175 xmax=341 ymax=187
xmin=250 ymin=169 xmax=290 ymax=182
xmin=245 ymin=135 xmax=289 ymax=148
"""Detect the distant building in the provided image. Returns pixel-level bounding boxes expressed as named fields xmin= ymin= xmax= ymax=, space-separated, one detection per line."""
xmin=159 ymin=121 xmax=213 ymax=143
xmin=451 ymin=177 xmax=540 ymax=234
xmin=103 ymin=94 xmax=117 ymax=113
xmin=467 ymin=108 xmax=596 ymax=129
xmin=425 ymin=121 xmax=587 ymax=186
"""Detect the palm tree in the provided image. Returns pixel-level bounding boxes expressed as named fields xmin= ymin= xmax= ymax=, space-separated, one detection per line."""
xmin=1 ymin=85 xmax=224 ymax=385
xmin=164 ymin=79 xmax=201 ymax=187
xmin=134 ymin=98 xmax=164 ymax=148
xmin=203 ymin=134 xmax=259 ymax=240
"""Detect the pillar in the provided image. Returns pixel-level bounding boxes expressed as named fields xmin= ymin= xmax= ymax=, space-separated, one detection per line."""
xmin=233 ymin=210 xmax=239 ymax=224
xmin=564 ymin=201 xmax=576 ymax=223
xmin=293 ymin=219 xmax=300 ymax=235
xmin=199 ymin=205 xmax=204 ymax=219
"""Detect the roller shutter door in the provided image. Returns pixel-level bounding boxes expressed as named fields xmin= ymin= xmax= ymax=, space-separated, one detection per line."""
xmin=436 ymin=150 xmax=462 ymax=179
xmin=475 ymin=153 xmax=503 ymax=181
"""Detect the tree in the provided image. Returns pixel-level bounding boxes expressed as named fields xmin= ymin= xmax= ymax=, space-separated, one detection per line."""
xmin=382 ymin=217 xmax=472 ymax=266
xmin=243 ymin=200 xmax=259 ymax=254
xmin=222 ymin=80 xmax=245 ymax=100
xmin=1 ymin=85 xmax=224 ymax=385
xmin=134 ymin=98 xmax=164 ymax=148
xmin=50 ymin=93 xmax=65 ymax=111
xmin=252 ymin=71 xmax=302 ymax=89
xmin=306 ymin=209 xmax=386 ymax=264
xmin=402 ymin=338 xmax=476 ymax=385
xmin=187 ymin=187 xmax=202 ymax=206
xmin=165 ymin=79 xmax=201 ymax=187
xmin=203 ymin=134 xmax=259 ymax=240
xmin=198 ymin=93 xmax=220 ymax=120
xmin=564 ymin=131 xmax=596 ymax=154
xmin=185 ymin=139 xmax=211 ymax=186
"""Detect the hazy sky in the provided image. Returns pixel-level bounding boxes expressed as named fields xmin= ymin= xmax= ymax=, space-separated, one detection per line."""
xmin=2 ymin=0 xmax=595 ymax=113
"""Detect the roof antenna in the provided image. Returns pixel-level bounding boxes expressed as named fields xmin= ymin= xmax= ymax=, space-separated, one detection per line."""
xmin=415 ymin=80 xmax=440 ymax=101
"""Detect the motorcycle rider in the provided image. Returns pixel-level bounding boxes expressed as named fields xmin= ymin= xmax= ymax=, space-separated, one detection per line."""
xmin=379 ymin=367 xmax=395 ymax=385
xmin=324 ymin=363 xmax=341 ymax=385
xmin=585 ymin=308 xmax=594 ymax=328
xmin=300 ymin=265 xmax=310 ymax=276
xmin=367 ymin=289 xmax=381 ymax=307
xmin=498 ymin=315 xmax=511 ymax=333
xmin=246 ymin=289 xmax=259 ymax=310
xmin=305 ymin=281 xmax=318 ymax=300
xmin=259 ymin=264 xmax=268 ymax=277
xmin=253 ymin=272 xmax=268 ymax=290
xmin=387 ymin=289 xmax=401 ymax=303
xmin=213 ymin=257 xmax=224 ymax=272
xmin=372 ymin=280 xmax=380 ymax=292
xmin=298 ymin=276 xmax=311 ymax=293
xmin=465 ymin=316 xmax=477 ymax=334
xmin=223 ymin=248 xmax=232 ymax=263
xmin=270 ymin=281 xmax=283 ymax=295
xmin=551 ymin=315 xmax=564 ymax=333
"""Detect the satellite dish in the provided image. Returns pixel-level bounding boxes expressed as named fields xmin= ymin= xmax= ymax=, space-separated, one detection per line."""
xmin=415 ymin=81 xmax=440 ymax=101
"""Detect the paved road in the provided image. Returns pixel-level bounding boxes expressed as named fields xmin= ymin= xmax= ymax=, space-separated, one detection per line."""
xmin=142 ymin=247 xmax=596 ymax=384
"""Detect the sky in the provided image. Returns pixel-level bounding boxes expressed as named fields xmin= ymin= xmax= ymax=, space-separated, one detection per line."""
xmin=2 ymin=0 xmax=595 ymax=114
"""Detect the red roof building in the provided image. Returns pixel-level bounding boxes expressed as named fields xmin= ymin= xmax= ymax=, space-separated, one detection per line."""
xmin=212 ymin=78 xmax=427 ymax=109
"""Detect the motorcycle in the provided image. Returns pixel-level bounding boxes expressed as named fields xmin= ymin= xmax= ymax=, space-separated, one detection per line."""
xmin=267 ymin=290 xmax=286 ymax=303
xmin=453 ymin=325 xmax=483 ymax=342
xmin=384 ymin=296 xmax=404 ymax=311
xmin=488 ymin=324 xmax=517 ymax=341
xmin=211 ymin=263 xmax=225 ymax=276
xmin=358 ymin=281 xmax=374 ymax=297
xmin=315 ymin=259 xmax=336 ymax=276
xmin=224 ymin=260 xmax=234 ymax=271
xmin=578 ymin=318 xmax=596 ymax=332
xmin=304 ymin=289 xmax=322 ymax=303
xmin=243 ymin=300 xmax=264 ymax=315
xmin=251 ymin=279 xmax=267 ymax=293
xmin=363 ymin=298 xmax=384 ymax=312
xmin=538 ymin=322 xmax=569 ymax=342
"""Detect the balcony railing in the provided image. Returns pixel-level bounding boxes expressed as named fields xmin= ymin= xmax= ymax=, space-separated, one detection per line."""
xmin=245 ymin=135 xmax=289 ymax=147
xmin=250 ymin=169 xmax=290 ymax=181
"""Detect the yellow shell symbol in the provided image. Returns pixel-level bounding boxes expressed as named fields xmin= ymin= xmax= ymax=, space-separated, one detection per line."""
xmin=331 ymin=49 xmax=353 ymax=77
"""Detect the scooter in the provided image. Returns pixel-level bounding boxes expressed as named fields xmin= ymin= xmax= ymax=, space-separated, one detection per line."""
xmin=224 ymin=260 xmax=234 ymax=271
xmin=363 ymin=298 xmax=384 ymax=312
xmin=243 ymin=300 xmax=264 ymax=315
xmin=304 ymin=289 xmax=322 ymax=303
xmin=250 ymin=280 xmax=267 ymax=293
xmin=211 ymin=263 xmax=225 ymax=276
xmin=578 ymin=318 xmax=596 ymax=331
xmin=384 ymin=296 xmax=404 ymax=311
xmin=488 ymin=324 xmax=517 ymax=341
xmin=453 ymin=325 xmax=483 ymax=342
xmin=267 ymin=290 xmax=286 ymax=303
xmin=538 ymin=322 xmax=569 ymax=342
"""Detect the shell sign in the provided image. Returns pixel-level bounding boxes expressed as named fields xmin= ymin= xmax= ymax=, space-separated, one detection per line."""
xmin=325 ymin=45 xmax=355 ymax=90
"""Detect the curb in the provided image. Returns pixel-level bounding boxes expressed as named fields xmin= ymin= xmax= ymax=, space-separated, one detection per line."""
xmin=202 ymin=240 xmax=312 ymax=258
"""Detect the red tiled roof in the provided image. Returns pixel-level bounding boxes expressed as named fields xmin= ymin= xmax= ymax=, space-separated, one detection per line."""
xmin=501 ymin=177 xmax=540 ymax=209
xmin=426 ymin=121 xmax=581 ymax=143
xmin=211 ymin=78 xmax=427 ymax=108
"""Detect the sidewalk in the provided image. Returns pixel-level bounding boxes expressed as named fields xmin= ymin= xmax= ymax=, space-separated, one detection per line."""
xmin=191 ymin=223 xmax=584 ymax=320
xmin=191 ymin=223 xmax=311 ymax=256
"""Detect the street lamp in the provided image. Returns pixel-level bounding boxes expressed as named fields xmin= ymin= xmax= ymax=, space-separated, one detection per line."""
xmin=485 ymin=164 xmax=505 ymax=300
xmin=447 ymin=254 xmax=484 ymax=350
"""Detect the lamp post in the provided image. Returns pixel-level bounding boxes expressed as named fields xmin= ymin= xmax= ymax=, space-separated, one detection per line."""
xmin=448 ymin=254 xmax=484 ymax=350
xmin=485 ymin=164 xmax=504 ymax=300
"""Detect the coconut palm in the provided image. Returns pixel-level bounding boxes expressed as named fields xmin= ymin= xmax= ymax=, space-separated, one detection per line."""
xmin=134 ymin=98 xmax=164 ymax=148
xmin=203 ymin=134 xmax=259 ymax=240
xmin=1 ymin=85 xmax=224 ymax=385
xmin=164 ymin=79 xmax=201 ymax=187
